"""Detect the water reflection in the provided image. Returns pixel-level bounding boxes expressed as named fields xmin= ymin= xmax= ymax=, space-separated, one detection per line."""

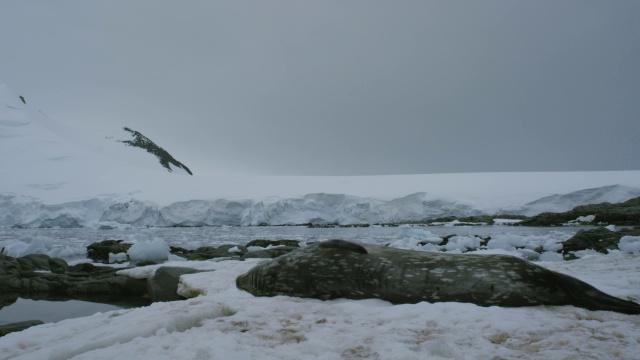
xmin=0 ymin=294 xmax=150 ymax=326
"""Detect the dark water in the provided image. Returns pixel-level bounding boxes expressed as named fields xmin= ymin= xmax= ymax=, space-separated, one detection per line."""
xmin=0 ymin=298 xmax=122 ymax=326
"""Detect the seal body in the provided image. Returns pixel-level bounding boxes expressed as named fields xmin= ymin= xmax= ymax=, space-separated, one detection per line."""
xmin=236 ymin=240 xmax=640 ymax=314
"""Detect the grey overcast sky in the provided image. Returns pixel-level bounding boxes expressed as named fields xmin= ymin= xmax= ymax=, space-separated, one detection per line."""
xmin=1 ymin=1 xmax=639 ymax=176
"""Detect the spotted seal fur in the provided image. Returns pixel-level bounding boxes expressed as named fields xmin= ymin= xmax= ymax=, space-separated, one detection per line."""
xmin=236 ymin=239 xmax=640 ymax=314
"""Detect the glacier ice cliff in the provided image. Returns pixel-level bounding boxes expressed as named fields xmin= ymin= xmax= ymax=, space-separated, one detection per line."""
xmin=0 ymin=192 xmax=479 ymax=228
xmin=1 ymin=185 xmax=639 ymax=228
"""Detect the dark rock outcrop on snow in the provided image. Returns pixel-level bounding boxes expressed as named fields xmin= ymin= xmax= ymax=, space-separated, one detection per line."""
xmin=245 ymin=239 xmax=301 ymax=248
xmin=147 ymin=266 xmax=205 ymax=302
xmin=0 ymin=320 xmax=44 ymax=337
xmin=170 ymin=244 xmax=248 ymax=260
xmin=0 ymin=254 xmax=148 ymax=303
xmin=561 ymin=227 xmax=640 ymax=259
xmin=519 ymin=197 xmax=640 ymax=226
xmin=241 ymin=239 xmax=301 ymax=259
xmin=517 ymin=185 xmax=640 ymax=216
xmin=118 ymin=127 xmax=193 ymax=175
xmin=87 ymin=239 xmax=132 ymax=263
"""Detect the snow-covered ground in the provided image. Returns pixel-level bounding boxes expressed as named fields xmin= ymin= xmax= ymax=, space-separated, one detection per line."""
xmin=1 ymin=248 xmax=639 ymax=359
xmin=1 ymin=226 xmax=640 ymax=359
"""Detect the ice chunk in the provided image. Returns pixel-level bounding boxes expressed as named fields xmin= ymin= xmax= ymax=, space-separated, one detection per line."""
xmin=127 ymin=239 xmax=170 ymax=261
xmin=539 ymin=251 xmax=563 ymax=262
xmin=443 ymin=236 xmax=481 ymax=252
xmin=618 ymin=236 xmax=640 ymax=254
xmin=399 ymin=227 xmax=442 ymax=244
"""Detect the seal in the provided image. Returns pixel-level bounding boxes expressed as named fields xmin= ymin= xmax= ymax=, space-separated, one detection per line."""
xmin=236 ymin=239 xmax=640 ymax=314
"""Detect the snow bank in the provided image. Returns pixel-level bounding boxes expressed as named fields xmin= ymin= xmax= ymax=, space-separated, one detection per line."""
xmin=2 ymin=254 xmax=639 ymax=360
xmin=619 ymin=236 xmax=640 ymax=254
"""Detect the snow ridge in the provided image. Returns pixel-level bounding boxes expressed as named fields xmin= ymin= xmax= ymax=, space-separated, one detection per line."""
xmin=517 ymin=185 xmax=640 ymax=216
xmin=1 ymin=185 xmax=639 ymax=228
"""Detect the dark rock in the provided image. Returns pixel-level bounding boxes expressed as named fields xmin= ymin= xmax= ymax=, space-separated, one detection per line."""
xmin=87 ymin=240 xmax=131 ymax=263
xmin=172 ymin=244 xmax=248 ymax=261
xmin=245 ymin=239 xmax=301 ymax=248
xmin=169 ymin=246 xmax=190 ymax=254
xmin=147 ymin=267 xmax=204 ymax=302
xmin=13 ymin=254 xmax=69 ymax=274
xmin=0 ymin=320 xmax=44 ymax=337
xmin=307 ymin=218 xmax=338 ymax=227
xmin=0 ymin=292 xmax=19 ymax=309
xmin=475 ymin=235 xmax=492 ymax=247
xmin=242 ymin=247 xmax=299 ymax=259
xmin=135 ymin=260 xmax=158 ymax=267
xmin=1 ymin=254 xmax=148 ymax=300
xmin=520 ymin=197 xmax=640 ymax=226
xmin=118 ymin=127 xmax=193 ymax=175
xmin=439 ymin=234 xmax=455 ymax=246
xmin=561 ymin=227 xmax=640 ymax=259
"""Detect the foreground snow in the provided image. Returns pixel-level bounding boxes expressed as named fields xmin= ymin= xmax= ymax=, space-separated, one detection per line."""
xmin=1 ymin=252 xmax=638 ymax=360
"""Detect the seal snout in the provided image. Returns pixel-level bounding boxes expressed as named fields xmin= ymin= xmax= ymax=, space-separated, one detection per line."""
xmin=236 ymin=273 xmax=249 ymax=291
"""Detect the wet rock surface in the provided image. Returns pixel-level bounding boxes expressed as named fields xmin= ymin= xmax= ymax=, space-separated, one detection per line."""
xmin=519 ymin=197 xmax=640 ymax=226
xmin=245 ymin=239 xmax=301 ymax=248
xmin=170 ymin=244 xmax=248 ymax=260
xmin=561 ymin=227 xmax=640 ymax=259
xmin=147 ymin=266 xmax=205 ymax=302
xmin=0 ymin=320 xmax=44 ymax=336
xmin=87 ymin=239 xmax=132 ymax=263
xmin=0 ymin=254 xmax=148 ymax=304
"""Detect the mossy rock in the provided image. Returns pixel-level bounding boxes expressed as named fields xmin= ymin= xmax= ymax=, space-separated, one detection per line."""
xmin=87 ymin=240 xmax=132 ymax=263
xmin=245 ymin=239 xmax=301 ymax=248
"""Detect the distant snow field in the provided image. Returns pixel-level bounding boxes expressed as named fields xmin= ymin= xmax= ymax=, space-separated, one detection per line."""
xmin=3 ymin=80 xmax=640 ymax=226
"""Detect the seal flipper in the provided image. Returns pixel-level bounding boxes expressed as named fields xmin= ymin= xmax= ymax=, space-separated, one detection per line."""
xmin=555 ymin=272 xmax=640 ymax=315
xmin=318 ymin=239 xmax=368 ymax=254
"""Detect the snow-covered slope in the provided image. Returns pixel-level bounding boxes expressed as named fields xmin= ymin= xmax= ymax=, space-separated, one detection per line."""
xmin=2 ymin=80 xmax=640 ymax=228
xmin=517 ymin=185 xmax=640 ymax=216
xmin=0 ymin=81 xmax=186 ymax=205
